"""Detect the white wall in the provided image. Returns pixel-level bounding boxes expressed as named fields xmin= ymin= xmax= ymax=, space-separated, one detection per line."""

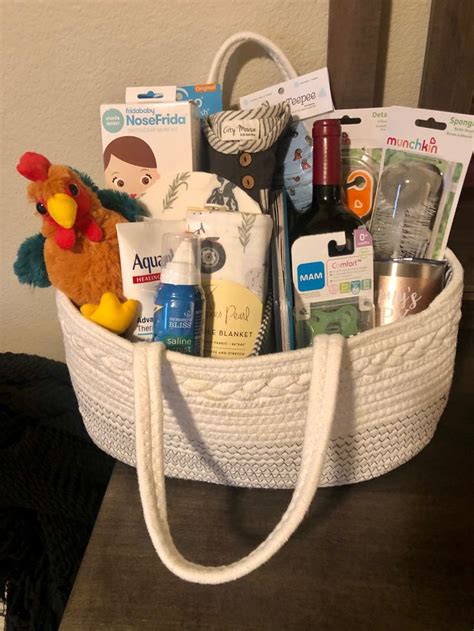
xmin=0 ymin=0 xmax=430 ymax=361
xmin=383 ymin=0 xmax=431 ymax=106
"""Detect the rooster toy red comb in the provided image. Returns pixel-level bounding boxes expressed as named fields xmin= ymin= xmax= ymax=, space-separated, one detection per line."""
xmin=17 ymin=151 xmax=104 ymax=250
xmin=17 ymin=151 xmax=52 ymax=182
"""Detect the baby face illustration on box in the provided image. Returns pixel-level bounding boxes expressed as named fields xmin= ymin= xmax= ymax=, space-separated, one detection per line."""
xmin=104 ymin=136 xmax=159 ymax=198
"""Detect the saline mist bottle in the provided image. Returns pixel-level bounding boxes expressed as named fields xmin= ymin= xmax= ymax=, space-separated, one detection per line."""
xmin=153 ymin=233 xmax=205 ymax=356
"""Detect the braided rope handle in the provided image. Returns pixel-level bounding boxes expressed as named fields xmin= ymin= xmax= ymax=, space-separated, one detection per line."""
xmin=133 ymin=335 xmax=344 ymax=584
xmin=206 ymin=31 xmax=298 ymax=86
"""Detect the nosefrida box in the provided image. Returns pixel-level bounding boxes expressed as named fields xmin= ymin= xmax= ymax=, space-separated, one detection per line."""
xmin=100 ymin=101 xmax=201 ymax=199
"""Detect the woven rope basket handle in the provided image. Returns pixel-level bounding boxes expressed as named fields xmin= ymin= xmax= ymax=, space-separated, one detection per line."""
xmin=206 ymin=31 xmax=298 ymax=86
xmin=133 ymin=335 xmax=344 ymax=584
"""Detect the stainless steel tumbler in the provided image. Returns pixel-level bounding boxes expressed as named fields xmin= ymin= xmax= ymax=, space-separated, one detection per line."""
xmin=374 ymin=259 xmax=446 ymax=326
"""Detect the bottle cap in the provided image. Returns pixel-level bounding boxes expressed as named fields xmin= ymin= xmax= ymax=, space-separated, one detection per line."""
xmin=160 ymin=232 xmax=201 ymax=286
xmin=312 ymin=118 xmax=341 ymax=138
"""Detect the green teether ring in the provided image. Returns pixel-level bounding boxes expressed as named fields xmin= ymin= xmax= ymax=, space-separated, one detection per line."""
xmin=307 ymin=304 xmax=359 ymax=337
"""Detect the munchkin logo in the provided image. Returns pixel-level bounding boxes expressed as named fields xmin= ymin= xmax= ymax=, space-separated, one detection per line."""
xmin=386 ymin=135 xmax=438 ymax=154
xmin=297 ymin=261 xmax=325 ymax=292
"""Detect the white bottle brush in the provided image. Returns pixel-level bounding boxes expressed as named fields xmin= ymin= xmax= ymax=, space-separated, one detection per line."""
xmin=370 ymin=159 xmax=443 ymax=259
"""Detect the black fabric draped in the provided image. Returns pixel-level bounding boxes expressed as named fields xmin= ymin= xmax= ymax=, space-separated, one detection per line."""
xmin=0 ymin=353 xmax=114 ymax=631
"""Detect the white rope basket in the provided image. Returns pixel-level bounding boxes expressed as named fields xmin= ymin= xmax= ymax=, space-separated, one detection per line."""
xmin=56 ymin=31 xmax=465 ymax=587
xmin=57 ymin=248 xmax=462 ymax=583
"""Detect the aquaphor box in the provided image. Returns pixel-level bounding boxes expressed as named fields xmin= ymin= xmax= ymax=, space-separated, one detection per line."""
xmin=100 ymin=100 xmax=201 ymax=199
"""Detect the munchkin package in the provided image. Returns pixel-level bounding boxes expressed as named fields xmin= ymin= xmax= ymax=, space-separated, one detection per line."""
xmin=370 ymin=107 xmax=474 ymax=261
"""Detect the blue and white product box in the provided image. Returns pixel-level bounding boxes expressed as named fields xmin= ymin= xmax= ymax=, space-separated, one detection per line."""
xmin=125 ymin=83 xmax=223 ymax=118
xmin=291 ymin=228 xmax=374 ymax=346
xmin=100 ymin=100 xmax=201 ymax=199
xmin=176 ymin=84 xmax=223 ymax=118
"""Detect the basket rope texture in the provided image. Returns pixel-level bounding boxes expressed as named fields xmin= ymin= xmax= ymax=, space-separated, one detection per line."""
xmin=57 ymin=249 xmax=462 ymax=491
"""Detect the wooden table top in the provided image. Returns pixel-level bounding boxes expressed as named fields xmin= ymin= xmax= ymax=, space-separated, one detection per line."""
xmin=60 ymin=330 xmax=473 ymax=631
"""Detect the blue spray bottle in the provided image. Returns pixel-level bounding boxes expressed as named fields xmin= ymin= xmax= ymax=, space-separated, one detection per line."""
xmin=153 ymin=232 xmax=205 ymax=356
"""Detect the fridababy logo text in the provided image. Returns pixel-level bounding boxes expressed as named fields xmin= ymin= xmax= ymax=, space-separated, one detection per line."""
xmin=125 ymin=110 xmax=186 ymax=127
xmin=386 ymin=135 xmax=438 ymax=154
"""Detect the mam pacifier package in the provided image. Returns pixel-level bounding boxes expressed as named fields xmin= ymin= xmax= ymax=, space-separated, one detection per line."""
xmin=291 ymin=228 xmax=375 ymax=348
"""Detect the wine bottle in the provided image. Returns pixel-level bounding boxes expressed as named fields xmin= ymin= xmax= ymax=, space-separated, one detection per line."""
xmin=290 ymin=119 xmax=373 ymax=347
xmin=291 ymin=118 xmax=363 ymax=243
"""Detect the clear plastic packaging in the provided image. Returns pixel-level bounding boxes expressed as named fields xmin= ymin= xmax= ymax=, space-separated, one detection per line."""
xmin=370 ymin=157 xmax=444 ymax=259
xmin=160 ymin=232 xmax=202 ymax=286
xmin=295 ymin=297 xmax=374 ymax=347
xmin=370 ymin=106 xmax=474 ymax=261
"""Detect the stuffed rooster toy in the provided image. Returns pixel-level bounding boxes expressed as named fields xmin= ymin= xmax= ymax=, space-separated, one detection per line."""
xmin=15 ymin=152 xmax=146 ymax=334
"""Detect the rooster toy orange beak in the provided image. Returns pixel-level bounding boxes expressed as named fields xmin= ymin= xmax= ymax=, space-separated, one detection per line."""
xmin=47 ymin=193 xmax=77 ymax=229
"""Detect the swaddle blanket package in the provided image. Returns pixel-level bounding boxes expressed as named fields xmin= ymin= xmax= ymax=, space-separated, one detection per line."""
xmin=186 ymin=208 xmax=273 ymax=358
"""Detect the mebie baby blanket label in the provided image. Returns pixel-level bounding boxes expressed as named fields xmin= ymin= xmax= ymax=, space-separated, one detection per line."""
xmin=100 ymin=101 xmax=201 ymax=200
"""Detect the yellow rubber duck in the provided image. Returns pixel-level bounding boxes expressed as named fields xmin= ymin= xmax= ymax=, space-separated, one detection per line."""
xmin=80 ymin=293 xmax=138 ymax=335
